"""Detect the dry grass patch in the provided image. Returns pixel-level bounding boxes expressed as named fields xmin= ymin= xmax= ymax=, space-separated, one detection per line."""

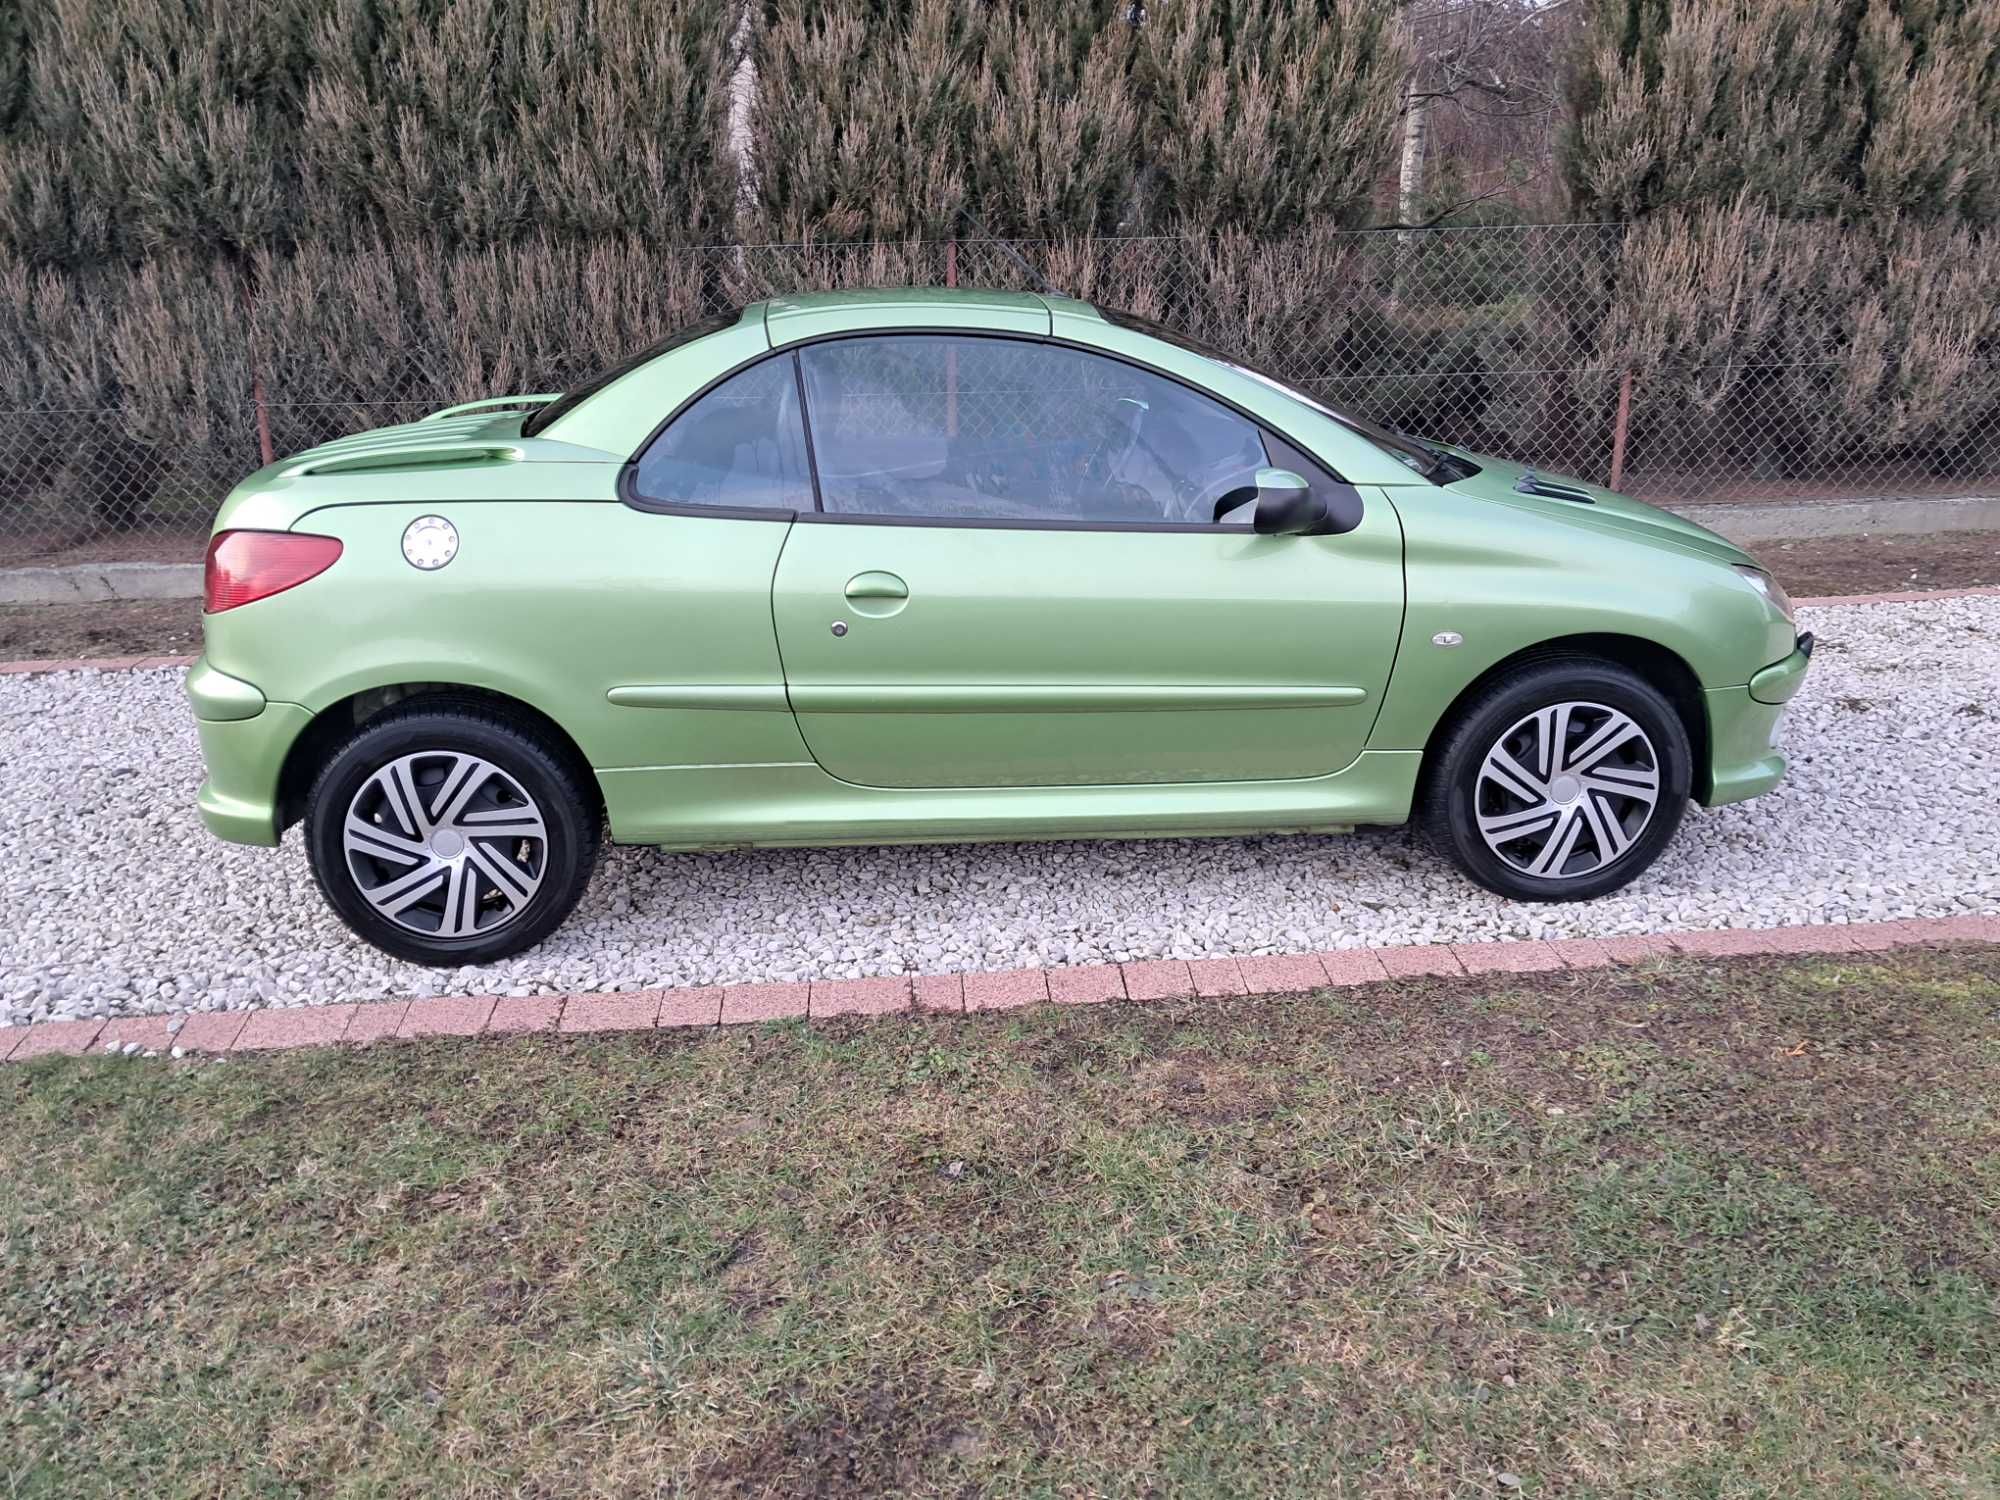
xmin=3 ymin=947 xmax=1997 ymax=1495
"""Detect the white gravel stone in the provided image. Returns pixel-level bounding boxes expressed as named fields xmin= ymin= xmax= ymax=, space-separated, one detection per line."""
xmin=1 ymin=596 xmax=1995 ymax=1025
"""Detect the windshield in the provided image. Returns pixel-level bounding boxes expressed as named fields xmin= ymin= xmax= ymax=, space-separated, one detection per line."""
xmin=1097 ymin=307 xmax=1453 ymax=482
xmin=520 ymin=308 xmax=742 ymax=438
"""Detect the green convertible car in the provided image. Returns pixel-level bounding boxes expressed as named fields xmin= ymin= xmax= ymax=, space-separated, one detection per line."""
xmin=187 ymin=288 xmax=1812 ymax=964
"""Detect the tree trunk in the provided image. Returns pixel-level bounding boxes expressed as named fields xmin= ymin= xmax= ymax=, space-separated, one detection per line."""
xmin=1392 ymin=89 xmax=1430 ymax=309
xmin=1398 ymin=91 xmax=1430 ymax=226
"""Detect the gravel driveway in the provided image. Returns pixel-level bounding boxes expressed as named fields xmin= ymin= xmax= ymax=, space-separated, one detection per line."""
xmin=4 ymin=595 xmax=1995 ymax=1026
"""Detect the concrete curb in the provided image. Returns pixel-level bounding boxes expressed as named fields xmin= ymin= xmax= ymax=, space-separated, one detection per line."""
xmin=4 ymin=914 xmax=1992 ymax=1064
xmin=0 ymin=561 xmax=203 ymax=607
xmin=2 ymin=586 xmax=1996 ymax=681
xmin=1689 ymin=494 xmax=2000 ymax=544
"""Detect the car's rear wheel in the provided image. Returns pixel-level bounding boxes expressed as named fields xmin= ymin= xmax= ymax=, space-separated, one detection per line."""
xmin=305 ymin=703 xmax=600 ymax=964
xmin=1422 ymin=658 xmax=1691 ymax=902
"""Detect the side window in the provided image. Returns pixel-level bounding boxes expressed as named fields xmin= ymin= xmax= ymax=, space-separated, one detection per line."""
xmin=630 ymin=357 xmax=813 ymax=512
xmin=796 ymin=336 xmax=1270 ymax=525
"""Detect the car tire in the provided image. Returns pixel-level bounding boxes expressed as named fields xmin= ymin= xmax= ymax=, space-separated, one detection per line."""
xmin=305 ymin=701 xmax=601 ymax=965
xmin=1421 ymin=657 xmax=1691 ymax=902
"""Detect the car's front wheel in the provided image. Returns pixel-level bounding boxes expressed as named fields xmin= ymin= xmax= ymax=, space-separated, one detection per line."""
xmin=305 ymin=703 xmax=600 ymax=964
xmin=1422 ymin=658 xmax=1691 ymax=902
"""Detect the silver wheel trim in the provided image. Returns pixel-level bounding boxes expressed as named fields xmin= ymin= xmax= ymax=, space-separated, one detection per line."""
xmin=1474 ymin=701 xmax=1661 ymax=881
xmin=342 ymin=751 xmax=549 ymax=938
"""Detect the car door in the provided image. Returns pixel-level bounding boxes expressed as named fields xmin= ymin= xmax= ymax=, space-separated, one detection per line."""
xmin=769 ymin=333 xmax=1405 ymax=789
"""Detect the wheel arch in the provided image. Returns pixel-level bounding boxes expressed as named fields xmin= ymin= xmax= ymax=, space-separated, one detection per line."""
xmin=1418 ymin=633 xmax=1712 ymax=801
xmin=275 ymin=682 xmax=599 ymax=833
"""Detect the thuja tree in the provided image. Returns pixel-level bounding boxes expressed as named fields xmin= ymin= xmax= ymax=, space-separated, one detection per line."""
xmin=1137 ymin=0 xmax=1409 ymax=235
xmin=745 ymin=0 xmax=1142 ymax=242
xmin=1561 ymin=0 xmax=1865 ymax=223
xmin=744 ymin=0 xmax=978 ymax=241
xmin=960 ymin=1 xmax=1141 ymax=240
xmin=0 ymin=0 xmax=316 ymax=530
xmin=0 ymin=0 xmax=313 ymax=268
xmin=1849 ymin=0 xmax=2000 ymax=228
xmin=1564 ymin=0 xmax=2000 ymax=487
xmin=299 ymin=0 xmax=740 ymax=251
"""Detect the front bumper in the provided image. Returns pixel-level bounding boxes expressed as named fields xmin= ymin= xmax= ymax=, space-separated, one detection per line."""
xmin=1702 ymin=633 xmax=1814 ymax=807
xmin=186 ymin=657 xmax=311 ymax=846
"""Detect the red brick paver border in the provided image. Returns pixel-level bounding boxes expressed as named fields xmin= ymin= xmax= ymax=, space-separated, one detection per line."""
xmin=1318 ymin=949 xmax=1391 ymax=986
xmin=8 ymin=1019 xmax=104 ymax=1060
xmin=233 ymin=1005 xmax=356 ymax=1051
xmin=809 ymin=977 xmax=910 ymax=1018
xmin=720 ymin=982 xmax=810 ymax=1025
xmin=1187 ymin=958 xmax=1249 ymax=997
xmin=345 ymin=1000 xmax=412 ymax=1044
xmin=658 ymin=986 xmax=724 ymax=1028
xmin=399 ymin=994 xmax=497 ymax=1039
xmin=1375 ymin=944 xmax=1464 ymax=979
xmin=1232 ymin=953 xmax=1326 ymax=993
xmin=487 ymin=995 xmax=564 ymax=1034
xmin=912 ymin=974 xmax=966 ymax=1013
xmin=1047 ymin=964 xmax=1126 ymax=1005
xmin=1120 ymin=960 xmax=1194 ymax=1001
xmin=5 ymin=914 xmax=1996 ymax=1065
xmin=1452 ymin=940 xmax=1565 ymax=975
xmin=558 ymin=992 xmax=660 ymax=1033
xmin=173 ymin=1011 xmax=248 ymax=1053
xmin=965 ymin=967 xmax=1050 ymax=1011
xmin=97 ymin=1016 xmax=175 ymax=1053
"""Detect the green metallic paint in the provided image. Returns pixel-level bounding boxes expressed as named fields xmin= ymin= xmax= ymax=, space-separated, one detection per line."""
xmin=189 ymin=286 xmax=1809 ymax=857
xmin=185 ymin=657 xmax=267 ymax=721
xmin=770 ymin=505 xmax=1404 ymax=788
xmin=595 ymin=751 xmax=1426 ymax=849
xmin=785 ymin=684 xmax=1373 ymax=712
xmin=1748 ymin=641 xmax=1814 ymax=705
xmin=194 ymin=704 xmax=313 ymax=846
xmin=1703 ymin=687 xmax=1791 ymax=805
xmin=766 ymin=288 xmax=1053 ymax=346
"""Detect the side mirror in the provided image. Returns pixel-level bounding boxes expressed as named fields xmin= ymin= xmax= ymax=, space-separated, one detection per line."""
xmin=1213 ymin=467 xmax=1329 ymax=535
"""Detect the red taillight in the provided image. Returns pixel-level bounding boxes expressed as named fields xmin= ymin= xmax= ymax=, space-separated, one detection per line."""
xmin=203 ymin=530 xmax=343 ymax=613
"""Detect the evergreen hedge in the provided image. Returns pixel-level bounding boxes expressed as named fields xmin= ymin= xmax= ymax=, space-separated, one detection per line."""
xmin=0 ymin=0 xmax=1996 ymax=535
xmin=1563 ymin=0 xmax=2000 ymax=482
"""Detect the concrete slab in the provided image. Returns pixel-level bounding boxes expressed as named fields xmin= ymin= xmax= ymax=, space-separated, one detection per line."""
xmin=1680 ymin=494 xmax=2000 ymax=544
xmin=0 ymin=561 xmax=204 ymax=606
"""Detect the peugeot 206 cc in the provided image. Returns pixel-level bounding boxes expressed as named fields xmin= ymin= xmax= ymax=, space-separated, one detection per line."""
xmin=187 ymin=290 xmax=1812 ymax=963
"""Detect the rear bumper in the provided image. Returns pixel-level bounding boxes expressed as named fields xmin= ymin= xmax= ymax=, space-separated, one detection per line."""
xmin=186 ymin=658 xmax=311 ymax=846
xmin=1701 ymin=635 xmax=1813 ymax=807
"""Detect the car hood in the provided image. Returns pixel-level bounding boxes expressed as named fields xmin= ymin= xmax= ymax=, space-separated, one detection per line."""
xmin=1435 ymin=448 xmax=1756 ymax=569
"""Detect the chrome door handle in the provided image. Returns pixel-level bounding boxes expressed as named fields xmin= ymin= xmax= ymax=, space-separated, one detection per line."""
xmin=843 ymin=571 xmax=909 ymax=601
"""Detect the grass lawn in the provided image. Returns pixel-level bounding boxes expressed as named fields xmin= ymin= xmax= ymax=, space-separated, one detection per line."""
xmin=3 ymin=948 xmax=1997 ymax=1497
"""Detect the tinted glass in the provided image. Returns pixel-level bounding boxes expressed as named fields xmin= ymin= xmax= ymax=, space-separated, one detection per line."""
xmin=522 ymin=309 xmax=739 ymax=437
xmin=797 ymin=336 xmax=1269 ymax=524
xmin=1098 ymin=305 xmax=1442 ymax=481
xmin=630 ymin=356 xmax=813 ymax=511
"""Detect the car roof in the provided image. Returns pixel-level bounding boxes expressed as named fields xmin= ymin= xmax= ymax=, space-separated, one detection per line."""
xmin=760 ymin=287 xmax=1105 ymax=346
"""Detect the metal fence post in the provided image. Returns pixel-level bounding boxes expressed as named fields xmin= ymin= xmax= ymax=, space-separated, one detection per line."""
xmin=252 ymin=371 xmax=275 ymax=468
xmin=243 ymin=282 xmax=275 ymax=467
xmin=1608 ymin=369 xmax=1633 ymax=493
xmin=945 ymin=238 xmax=959 ymax=438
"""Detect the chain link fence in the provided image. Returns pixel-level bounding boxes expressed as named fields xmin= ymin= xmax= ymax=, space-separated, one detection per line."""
xmin=5 ymin=224 xmax=1998 ymax=564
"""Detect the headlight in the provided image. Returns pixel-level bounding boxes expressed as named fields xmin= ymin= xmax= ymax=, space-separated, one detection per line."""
xmin=1732 ymin=565 xmax=1794 ymax=622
